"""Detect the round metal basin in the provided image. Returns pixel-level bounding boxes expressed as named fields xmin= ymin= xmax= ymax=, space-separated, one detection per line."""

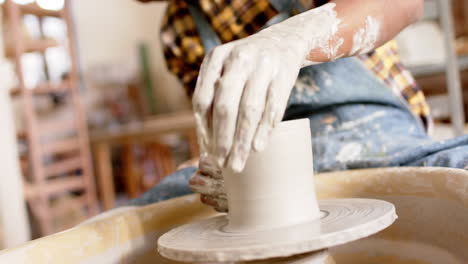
xmin=0 ymin=167 xmax=466 ymax=264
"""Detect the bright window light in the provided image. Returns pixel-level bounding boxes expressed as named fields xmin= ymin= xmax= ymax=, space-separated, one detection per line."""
xmin=37 ymin=0 xmax=64 ymax=10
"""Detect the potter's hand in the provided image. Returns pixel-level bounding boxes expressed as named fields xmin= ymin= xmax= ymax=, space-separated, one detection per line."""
xmin=189 ymin=155 xmax=228 ymax=212
xmin=192 ymin=0 xmax=423 ymax=172
xmin=192 ymin=20 xmax=312 ymax=173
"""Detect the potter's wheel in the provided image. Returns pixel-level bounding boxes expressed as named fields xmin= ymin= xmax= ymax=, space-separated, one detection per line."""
xmin=158 ymin=199 xmax=396 ymax=262
xmin=158 ymin=119 xmax=397 ymax=263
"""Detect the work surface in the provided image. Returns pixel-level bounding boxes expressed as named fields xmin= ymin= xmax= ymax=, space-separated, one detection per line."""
xmin=1 ymin=167 xmax=467 ymax=264
xmin=90 ymin=111 xmax=197 ymax=210
xmin=90 ymin=111 xmax=195 ymax=144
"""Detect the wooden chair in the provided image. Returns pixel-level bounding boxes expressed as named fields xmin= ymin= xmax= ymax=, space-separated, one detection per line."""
xmin=3 ymin=0 xmax=98 ymax=236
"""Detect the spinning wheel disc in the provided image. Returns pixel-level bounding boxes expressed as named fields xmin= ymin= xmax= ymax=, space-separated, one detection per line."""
xmin=158 ymin=198 xmax=397 ymax=262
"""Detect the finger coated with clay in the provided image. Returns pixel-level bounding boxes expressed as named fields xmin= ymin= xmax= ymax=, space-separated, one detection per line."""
xmin=228 ymin=57 xmax=272 ymax=172
xmin=252 ymin=83 xmax=277 ymax=152
xmin=212 ymin=48 xmax=252 ymax=167
xmin=198 ymin=154 xmax=223 ymax=179
xmin=192 ymin=46 xmax=231 ymax=154
xmin=189 ymin=172 xmax=226 ymax=197
xmin=200 ymin=194 xmax=228 ymax=212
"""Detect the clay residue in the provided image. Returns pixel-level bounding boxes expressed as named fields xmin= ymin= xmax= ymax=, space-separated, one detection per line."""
xmin=336 ymin=143 xmax=363 ymax=162
xmin=350 ymin=16 xmax=381 ymax=55
xmin=294 ymin=74 xmax=321 ymax=103
xmin=338 ymin=111 xmax=386 ymax=131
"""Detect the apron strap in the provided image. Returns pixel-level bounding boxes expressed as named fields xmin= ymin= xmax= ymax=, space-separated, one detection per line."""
xmin=269 ymin=0 xmax=295 ymax=12
xmin=187 ymin=1 xmax=311 ymax=52
xmin=264 ymin=0 xmax=310 ymax=28
xmin=187 ymin=3 xmax=221 ymax=53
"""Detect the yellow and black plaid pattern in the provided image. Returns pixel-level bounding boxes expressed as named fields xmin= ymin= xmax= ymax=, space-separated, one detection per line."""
xmin=360 ymin=41 xmax=431 ymax=127
xmin=161 ymin=0 xmax=276 ymax=96
xmin=159 ymin=0 xmax=431 ymax=125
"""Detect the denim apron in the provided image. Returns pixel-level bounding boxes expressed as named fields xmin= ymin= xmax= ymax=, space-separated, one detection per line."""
xmin=130 ymin=0 xmax=468 ymax=206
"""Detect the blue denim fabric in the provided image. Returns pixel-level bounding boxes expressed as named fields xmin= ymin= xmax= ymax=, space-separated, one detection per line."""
xmin=130 ymin=58 xmax=468 ymax=206
xmin=285 ymin=58 xmax=467 ymax=171
xmin=130 ymin=167 xmax=196 ymax=206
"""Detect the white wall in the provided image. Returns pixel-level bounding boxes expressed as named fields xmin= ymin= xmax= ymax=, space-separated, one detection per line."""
xmin=0 ymin=8 xmax=31 ymax=249
xmin=72 ymin=0 xmax=190 ymax=113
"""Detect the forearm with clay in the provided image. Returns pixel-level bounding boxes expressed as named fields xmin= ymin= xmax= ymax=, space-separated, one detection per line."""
xmin=192 ymin=0 xmax=423 ymax=178
xmin=304 ymin=0 xmax=423 ymax=63
xmin=191 ymin=0 xmax=423 ymax=211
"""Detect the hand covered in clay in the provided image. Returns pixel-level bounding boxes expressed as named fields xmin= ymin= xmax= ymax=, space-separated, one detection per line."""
xmin=189 ymin=154 xmax=228 ymax=212
xmin=192 ymin=8 xmax=332 ymax=173
xmin=192 ymin=0 xmax=419 ymax=172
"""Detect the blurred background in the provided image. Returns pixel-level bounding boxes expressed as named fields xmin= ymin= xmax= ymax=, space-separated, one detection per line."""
xmin=0 ymin=0 xmax=466 ymax=249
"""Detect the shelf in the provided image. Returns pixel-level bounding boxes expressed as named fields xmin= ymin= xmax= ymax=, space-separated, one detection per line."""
xmin=19 ymin=3 xmax=62 ymax=18
xmin=46 ymin=177 xmax=85 ymax=195
xmin=5 ymin=38 xmax=60 ymax=57
xmin=25 ymin=38 xmax=59 ymax=53
xmin=40 ymin=119 xmax=76 ymax=136
xmin=409 ymin=56 xmax=468 ymax=77
xmin=44 ymin=156 xmax=82 ymax=177
xmin=42 ymin=138 xmax=80 ymax=156
xmin=91 ymin=111 xmax=196 ymax=144
xmin=10 ymin=81 xmax=70 ymax=96
xmin=24 ymin=176 xmax=85 ymax=198
xmin=5 ymin=0 xmax=98 ymax=236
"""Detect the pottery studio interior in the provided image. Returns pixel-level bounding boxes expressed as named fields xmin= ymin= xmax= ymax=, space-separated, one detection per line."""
xmin=0 ymin=0 xmax=467 ymax=263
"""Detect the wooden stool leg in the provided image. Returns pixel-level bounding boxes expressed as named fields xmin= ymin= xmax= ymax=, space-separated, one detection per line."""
xmin=162 ymin=144 xmax=176 ymax=176
xmin=152 ymin=143 xmax=165 ymax=183
xmin=94 ymin=143 xmax=115 ymax=210
xmin=123 ymin=142 xmax=140 ymax=199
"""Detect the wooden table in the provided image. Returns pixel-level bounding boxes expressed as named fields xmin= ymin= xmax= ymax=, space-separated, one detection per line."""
xmin=90 ymin=111 xmax=197 ymax=210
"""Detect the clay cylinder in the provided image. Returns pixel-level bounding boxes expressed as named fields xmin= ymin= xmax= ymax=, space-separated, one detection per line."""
xmin=223 ymin=119 xmax=320 ymax=233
